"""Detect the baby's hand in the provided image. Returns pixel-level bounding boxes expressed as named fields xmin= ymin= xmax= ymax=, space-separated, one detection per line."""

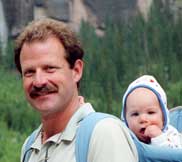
xmin=144 ymin=125 xmax=162 ymax=138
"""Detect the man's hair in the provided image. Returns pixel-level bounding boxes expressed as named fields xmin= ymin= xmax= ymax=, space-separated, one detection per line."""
xmin=14 ymin=18 xmax=84 ymax=73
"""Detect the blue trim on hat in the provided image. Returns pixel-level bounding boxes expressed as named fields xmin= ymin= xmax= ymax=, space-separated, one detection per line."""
xmin=121 ymin=85 xmax=168 ymax=131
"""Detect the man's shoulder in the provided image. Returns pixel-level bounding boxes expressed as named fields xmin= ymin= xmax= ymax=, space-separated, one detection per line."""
xmin=92 ymin=116 xmax=131 ymax=137
xmin=83 ymin=113 xmax=138 ymax=162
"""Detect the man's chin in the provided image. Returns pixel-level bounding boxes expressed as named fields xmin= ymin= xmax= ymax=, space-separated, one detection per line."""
xmin=30 ymin=102 xmax=54 ymax=113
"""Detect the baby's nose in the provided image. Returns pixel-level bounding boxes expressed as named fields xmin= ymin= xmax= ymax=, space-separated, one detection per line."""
xmin=139 ymin=114 xmax=149 ymax=123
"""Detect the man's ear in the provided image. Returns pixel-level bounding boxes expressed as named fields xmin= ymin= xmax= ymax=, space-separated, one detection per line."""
xmin=72 ymin=59 xmax=84 ymax=83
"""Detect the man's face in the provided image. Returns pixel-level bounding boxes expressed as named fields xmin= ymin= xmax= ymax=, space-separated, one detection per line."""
xmin=20 ymin=37 xmax=83 ymax=117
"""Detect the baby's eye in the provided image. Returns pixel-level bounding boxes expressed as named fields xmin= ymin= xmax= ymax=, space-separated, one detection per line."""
xmin=131 ymin=112 xmax=139 ymax=116
xmin=148 ymin=111 xmax=155 ymax=114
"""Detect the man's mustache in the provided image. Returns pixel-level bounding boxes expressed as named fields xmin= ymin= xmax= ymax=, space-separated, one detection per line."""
xmin=29 ymin=85 xmax=58 ymax=98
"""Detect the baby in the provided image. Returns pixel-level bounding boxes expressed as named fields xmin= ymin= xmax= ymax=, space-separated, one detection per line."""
xmin=121 ymin=75 xmax=182 ymax=148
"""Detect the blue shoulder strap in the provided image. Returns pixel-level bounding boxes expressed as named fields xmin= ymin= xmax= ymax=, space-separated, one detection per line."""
xmin=23 ymin=110 xmax=182 ymax=162
xmin=76 ymin=112 xmax=182 ymax=162
xmin=22 ymin=112 xmax=111 ymax=162
xmin=131 ymin=131 xmax=182 ymax=162
xmin=75 ymin=112 xmax=113 ymax=162
xmin=22 ymin=112 xmax=109 ymax=162
xmin=22 ymin=129 xmax=39 ymax=162
xmin=170 ymin=106 xmax=182 ymax=132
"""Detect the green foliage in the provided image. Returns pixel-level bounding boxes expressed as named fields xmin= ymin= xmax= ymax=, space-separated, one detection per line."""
xmin=0 ymin=69 xmax=40 ymax=133
xmin=0 ymin=40 xmax=15 ymax=69
xmin=0 ymin=121 xmax=26 ymax=162
xmin=0 ymin=1 xmax=181 ymax=161
xmin=79 ymin=1 xmax=182 ymax=114
xmin=167 ymin=81 xmax=182 ymax=108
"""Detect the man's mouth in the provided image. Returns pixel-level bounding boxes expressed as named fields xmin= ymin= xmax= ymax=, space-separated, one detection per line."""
xmin=29 ymin=85 xmax=58 ymax=99
xmin=30 ymin=90 xmax=56 ymax=99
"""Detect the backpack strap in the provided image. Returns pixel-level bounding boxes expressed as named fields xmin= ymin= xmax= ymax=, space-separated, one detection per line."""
xmin=75 ymin=112 xmax=113 ymax=162
xmin=169 ymin=106 xmax=182 ymax=132
xmin=22 ymin=129 xmax=39 ymax=162
xmin=76 ymin=111 xmax=182 ymax=162
xmin=131 ymin=132 xmax=182 ymax=162
xmin=21 ymin=112 xmax=111 ymax=162
xmin=22 ymin=113 xmax=111 ymax=162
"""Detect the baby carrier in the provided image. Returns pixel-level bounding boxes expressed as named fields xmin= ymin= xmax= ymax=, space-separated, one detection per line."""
xmin=23 ymin=106 xmax=182 ymax=162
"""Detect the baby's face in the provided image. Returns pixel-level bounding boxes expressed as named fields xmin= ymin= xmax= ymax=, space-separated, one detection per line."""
xmin=125 ymin=87 xmax=163 ymax=143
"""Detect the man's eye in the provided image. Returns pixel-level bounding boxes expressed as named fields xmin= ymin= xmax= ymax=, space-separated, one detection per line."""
xmin=46 ymin=66 xmax=56 ymax=72
xmin=23 ymin=70 xmax=34 ymax=77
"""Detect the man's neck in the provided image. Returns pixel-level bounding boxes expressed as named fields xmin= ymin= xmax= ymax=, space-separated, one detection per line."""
xmin=41 ymin=96 xmax=81 ymax=143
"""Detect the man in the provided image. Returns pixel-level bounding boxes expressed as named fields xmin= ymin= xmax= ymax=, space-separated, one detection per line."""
xmin=14 ymin=18 xmax=138 ymax=162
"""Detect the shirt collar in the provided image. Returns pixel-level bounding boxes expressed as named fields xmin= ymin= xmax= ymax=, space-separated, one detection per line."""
xmin=60 ymin=103 xmax=95 ymax=142
xmin=31 ymin=103 xmax=95 ymax=149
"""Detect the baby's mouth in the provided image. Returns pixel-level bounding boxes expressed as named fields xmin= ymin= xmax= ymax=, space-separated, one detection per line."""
xmin=140 ymin=128 xmax=146 ymax=134
xmin=139 ymin=127 xmax=151 ymax=144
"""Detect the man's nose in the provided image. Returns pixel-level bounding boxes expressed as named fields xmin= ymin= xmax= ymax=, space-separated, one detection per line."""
xmin=33 ymin=71 xmax=47 ymax=88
